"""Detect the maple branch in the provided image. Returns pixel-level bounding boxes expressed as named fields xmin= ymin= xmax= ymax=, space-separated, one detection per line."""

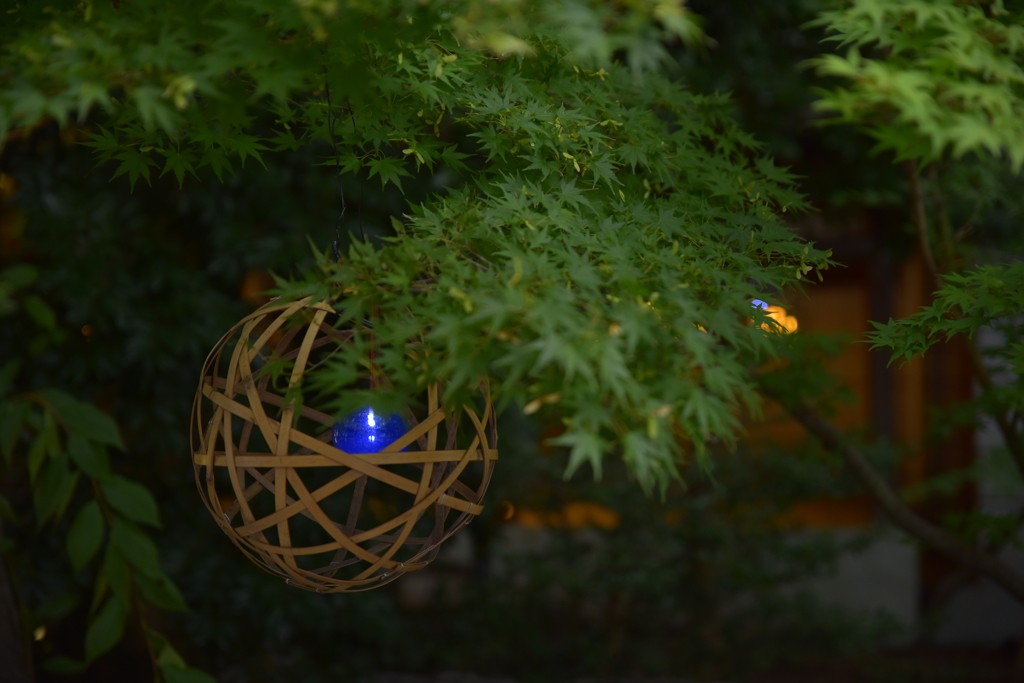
xmin=967 ymin=343 xmax=1024 ymax=478
xmin=927 ymin=164 xmax=957 ymax=269
xmin=926 ymin=505 xmax=1024 ymax=614
xmin=907 ymin=161 xmax=943 ymax=288
xmin=760 ymin=384 xmax=1024 ymax=604
xmin=907 ymin=162 xmax=1024 ymax=480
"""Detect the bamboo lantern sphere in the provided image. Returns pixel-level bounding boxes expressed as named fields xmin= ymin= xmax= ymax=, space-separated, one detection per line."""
xmin=190 ymin=297 xmax=498 ymax=593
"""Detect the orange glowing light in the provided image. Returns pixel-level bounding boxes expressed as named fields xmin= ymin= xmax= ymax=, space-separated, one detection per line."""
xmin=761 ymin=305 xmax=798 ymax=334
xmin=0 ymin=174 xmax=15 ymax=200
xmin=498 ymin=500 xmax=516 ymax=521
xmin=510 ymin=501 xmax=620 ymax=531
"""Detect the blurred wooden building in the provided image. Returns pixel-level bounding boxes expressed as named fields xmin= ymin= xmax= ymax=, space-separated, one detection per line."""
xmin=755 ymin=210 xmax=977 ymax=603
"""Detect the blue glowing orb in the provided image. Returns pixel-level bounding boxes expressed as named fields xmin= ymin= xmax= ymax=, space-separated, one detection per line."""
xmin=332 ymin=407 xmax=408 ymax=454
xmin=751 ymin=299 xmax=769 ymax=310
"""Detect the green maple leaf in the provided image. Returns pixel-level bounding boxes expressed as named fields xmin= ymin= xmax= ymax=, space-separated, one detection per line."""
xmin=110 ymin=149 xmax=159 ymax=192
xmin=549 ymin=427 xmax=607 ymax=480
xmin=159 ymin=148 xmax=199 ymax=188
xmin=132 ymin=86 xmax=180 ymax=134
xmin=80 ymin=126 xmax=122 ymax=165
xmin=366 ymin=157 xmax=412 ymax=191
xmin=227 ymin=134 xmax=269 ymax=168
xmin=195 ymin=148 xmax=234 ymax=181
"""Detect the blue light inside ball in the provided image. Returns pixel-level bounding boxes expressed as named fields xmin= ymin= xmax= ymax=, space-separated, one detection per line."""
xmin=751 ymin=299 xmax=769 ymax=310
xmin=332 ymin=406 xmax=409 ymax=454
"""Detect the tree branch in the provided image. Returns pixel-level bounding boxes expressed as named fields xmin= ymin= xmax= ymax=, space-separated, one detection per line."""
xmin=907 ymin=160 xmax=942 ymax=288
xmin=907 ymin=161 xmax=1024 ymax=485
xmin=966 ymin=342 xmax=1024 ymax=478
xmin=925 ymin=505 xmax=1024 ymax=614
xmin=761 ymin=385 xmax=1024 ymax=604
xmin=927 ymin=163 xmax=957 ymax=269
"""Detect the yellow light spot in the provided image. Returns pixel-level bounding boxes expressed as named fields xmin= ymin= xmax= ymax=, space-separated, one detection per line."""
xmin=498 ymin=500 xmax=515 ymax=521
xmin=523 ymin=392 xmax=560 ymax=416
xmin=218 ymin=493 xmax=236 ymax=512
xmin=0 ymin=173 xmax=15 ymax=200
xmin=511 ymin=508 xmax=546 ymax=529
xmin=366 ymin=496 xmax=397 ymax=522
xmin=510 ymin=502 xmax=620 ymax=530
xmin=561 ymin=501 xmax=619 ymax=530
xmin=239 ymin=269 xmax=276 ymax=308
xmin=760 ymin=305 xmax=798 ymax=334
xmin=665 ymin=508 xmax=687 ymax=526
xmin=33 ymin=626 xmax=46 ymax=641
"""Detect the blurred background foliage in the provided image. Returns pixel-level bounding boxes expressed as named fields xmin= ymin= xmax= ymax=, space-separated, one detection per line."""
xmin=2 ymin=0 xmax=1022 ymax=681
xmin=1 ymin=114 xmax=899 ymax=682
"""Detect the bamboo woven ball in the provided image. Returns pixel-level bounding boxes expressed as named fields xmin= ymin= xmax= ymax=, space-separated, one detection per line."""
xmin=190 ymin=297 xmax=497 ymax=593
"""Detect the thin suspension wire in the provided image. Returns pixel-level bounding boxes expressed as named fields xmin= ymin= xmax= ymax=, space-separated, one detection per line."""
xmin=324 ymin=73 xmax=375 ymax=382
xmin=323 ymin=75 xmax=366 ymax=259
xmin=352 ymin=103 xmax=364 ymax=246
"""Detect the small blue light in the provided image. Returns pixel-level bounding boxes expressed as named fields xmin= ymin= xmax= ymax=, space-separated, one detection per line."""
xmin=332 ymin=406 xmax=408 ymax=454
xmin=751 ymin=299 xmax=769 ymax=310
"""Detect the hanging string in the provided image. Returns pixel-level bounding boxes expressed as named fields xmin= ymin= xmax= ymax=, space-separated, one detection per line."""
xmin=323 ymin=75 xmax=366 ymax=259
xmin=352 ymin=103 xmax=365 ymax=247
xmin=323 ymin=73 xmax=374 ymax=386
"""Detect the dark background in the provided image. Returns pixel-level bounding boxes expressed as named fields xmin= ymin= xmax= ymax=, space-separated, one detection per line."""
xmin=1 ymin=1 xmax=1019 ymax=681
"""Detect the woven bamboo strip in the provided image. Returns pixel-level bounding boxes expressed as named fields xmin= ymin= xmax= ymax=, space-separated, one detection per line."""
xmin=382 ymin=408 xmax=446 ymax=453
xmin=235 ymin=469 xmax=362 ymax=536
xmin=202 ymin=386 xmax=435 ymax=499
xmin=284 ymin=469 xmax=389 ymax=566
xmin=192 ymin=298 xmax=497 ymax=592
xmin=193 ymin=450 xmax=497 ymax=468
xmin=209 ymin=377 xmax=335 ymax=426
xmin=351 ymin=445 xmax=441 ymax=580
xmin=248 ymin=298 xmax=311 ymax=353
xmin=428 ymin=384 xmax=439 ymax=450
xmin=236 ymin=343 xmax=280 ymax=455
xmin=348 ymin=441 xmax=482 ymax=543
